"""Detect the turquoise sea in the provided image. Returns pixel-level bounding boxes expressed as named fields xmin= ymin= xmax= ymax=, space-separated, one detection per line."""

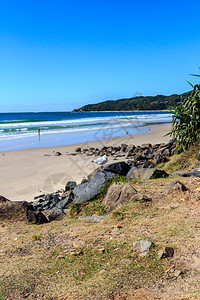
xmin=0 ymin=111 xmax=172 ymax=151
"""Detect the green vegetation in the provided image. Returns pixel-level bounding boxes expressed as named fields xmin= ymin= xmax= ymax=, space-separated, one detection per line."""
xmin=170 ymin=71 xmax=200 ymax=152
xmin=73 ymin=91 xmax=190 ymax=112
xmin=70 ymin=174 xmax=129 ymax=217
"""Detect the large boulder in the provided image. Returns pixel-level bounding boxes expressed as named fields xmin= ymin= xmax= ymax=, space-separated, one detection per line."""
xmin=0 ymin=196 xmax=27 ymax=222
xmin=126 ymin=167 xmax=168 ymax=180
xmin=73 ymin=171 xmax=114 ymax=204
xmin=103 ymin=183 xmax=149 ymax=211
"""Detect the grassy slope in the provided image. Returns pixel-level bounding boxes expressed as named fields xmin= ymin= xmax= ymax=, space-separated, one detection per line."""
xmin=0 ymin=146 xmax=200 ymax=299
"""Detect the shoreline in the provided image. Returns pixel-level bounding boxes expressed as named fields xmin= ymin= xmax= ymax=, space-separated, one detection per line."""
xmin=0 ymin=123 xmax=171 ymax=202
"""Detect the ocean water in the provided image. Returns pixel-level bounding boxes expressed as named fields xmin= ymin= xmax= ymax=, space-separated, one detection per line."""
xmin=0 ymin=111 xmax=172 ymax=151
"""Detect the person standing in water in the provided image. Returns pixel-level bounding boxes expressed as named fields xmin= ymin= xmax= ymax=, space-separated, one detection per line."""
xmin=38 ymin=128 xmax=41 ymax=142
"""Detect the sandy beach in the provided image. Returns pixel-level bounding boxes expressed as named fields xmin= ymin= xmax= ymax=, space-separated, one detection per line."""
xmin=0 ymin=123 xmax=171 ymax=202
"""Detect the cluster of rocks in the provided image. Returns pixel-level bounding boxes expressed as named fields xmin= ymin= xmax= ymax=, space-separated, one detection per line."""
xmin=75 ymin=141 xmax=176 ymax=168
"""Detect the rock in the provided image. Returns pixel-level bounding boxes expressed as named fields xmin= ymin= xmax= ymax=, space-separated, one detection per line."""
xmin=174 ymin=270 xmax=182 ymax=278
xmin=180 ymin=170 xmax=200 ymax=178
xmin=78 ymin=214 xmax=110 ymax=222
xmin=158 ymin=247 xmax=174 ymax=259
xmin=81 ymin=178 xmax=88 ymax=184
xmin=99 ymin=269 xmax=107 ymax=274
xmin=154 ymin=154 xmax=166 ymax=165
xmin=73 ymin=171 xmax=114 ymax=204
xmin=75 ymin=147 xmax=81 ymax=152
xmin=42 ymin=208 xmax=63 ymax=222
xmin=126 ymin=167 xmax=168 ymax=180
xmin=55 ymin=151 xmax=62 ymax=156
xmin=103 ymin=161 xmax=131 ymax=176
xmin=121 ymin=144 xmax=128 ymax=151
xmin=0 ymin=196 xmax=27 ymax=222
xmin=26 ymin=210 xmax=49 ymax=224
xmin=103 ymin=183 xmax=149 ymax=211
xmin=141 ymin=143 xmax=152 ymax=149
xmin=55 ymin=196 xmax=71 ymax=210
xmin=162 ymin=148 xmax=170 ymax=156
xmin=133 ymin=240 xmax=152 ymax=256
xmin=65 ymin=181 xmax=77 ymax=191
xmin=166 ymin=180 xmax=188 ymax=193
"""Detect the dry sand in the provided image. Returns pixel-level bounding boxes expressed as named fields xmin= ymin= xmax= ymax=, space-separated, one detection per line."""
xmin=0 ymin=123 xmax=171 ymax=202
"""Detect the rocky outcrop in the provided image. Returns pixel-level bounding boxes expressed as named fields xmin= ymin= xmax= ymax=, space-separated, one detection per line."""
xmin=103 ymin=183 xmax=150 ymax=211
xmin=74 ymin=141 xmax=175 ymax=168
xmin=126 ymin=167 xmax=168 ymax=180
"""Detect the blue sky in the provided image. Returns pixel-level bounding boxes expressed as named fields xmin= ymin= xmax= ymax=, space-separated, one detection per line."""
xmin=0 ymin=0 xmax=200 ymax=112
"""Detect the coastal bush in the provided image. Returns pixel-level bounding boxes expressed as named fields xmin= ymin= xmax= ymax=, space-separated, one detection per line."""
xmin=170 ymin=70 xmax=200 ymax=152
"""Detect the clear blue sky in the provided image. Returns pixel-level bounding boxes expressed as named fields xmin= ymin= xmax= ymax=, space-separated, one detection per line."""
xmin=0 ymin=0 xmax=200 ymax=112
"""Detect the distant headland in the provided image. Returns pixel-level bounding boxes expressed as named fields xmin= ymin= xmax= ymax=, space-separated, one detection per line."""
xmin=73 ymin=91 xmax=190 ymax=112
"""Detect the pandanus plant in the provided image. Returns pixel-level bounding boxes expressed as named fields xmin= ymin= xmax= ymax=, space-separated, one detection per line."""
xmin=170 ymin=69 xmax=200 ymax=152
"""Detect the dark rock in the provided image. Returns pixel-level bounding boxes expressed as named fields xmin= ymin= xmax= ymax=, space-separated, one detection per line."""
xmin=166 ymin=180 xmax=188 ymax=193
xmin=141 ymin=143 xmax=152 ymax=149
xmin=158 ymin=247 xmax=174 ymax=259
xmin=33 ymin=194 xmax=45 ymax=200
xmin=126 ymin=167 xmax=168 ymax=180
xmin=154 ymin=154 xmax=167 ymax=165
xmin=81 ymin=178 xmax=88 ymax=184
xmin=73 ymin=171 xmax=114 ymax=204
xmin=55 ymin=151 xmax=62 ymax=156
xmin=75 ymin=147 xmax=81 ymax=152
xmin=26 ymin=210 xmax=49 ymax=224
xmin=121 ymin=144 xmax=128 ymax=151
xmin=180 ymin=170 xmax=200 ymax=178
xmin=103 ymin=161 xmax=131 ymax=176
xmin=65 ymin=181 xmax=77 ymax=191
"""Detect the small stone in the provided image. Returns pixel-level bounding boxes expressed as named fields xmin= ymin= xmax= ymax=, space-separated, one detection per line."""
xmin=174 ymin=270 xmax=182 ymax=277
xmin=99 ymin=269 xmax=107 ymax=274
xmin=55 ymin=151 xmax=62 ymax=156
xmin=121 ymin=259 xmax=131 ymax=264
xmin=75 ymin=147 xmax=81 ymax=152
xmin=133 ymin=240 xmax=152 ymax=255
xmin=158 ymin=247 xmax=174 ymax=259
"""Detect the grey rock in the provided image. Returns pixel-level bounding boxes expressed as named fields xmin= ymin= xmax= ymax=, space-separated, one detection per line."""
xmin=55 ymin=196 xmax=71 ymax=210
xmin=133 ymin=240 xmax=152 ymax=256
xmin=166 ymin=180 xmax=188 ymax=193
xmin=42 ymin=208 xmax=63 ymax=222
xmin=103 ymin=183 xmax=150 ymax=211
xmin=126 ymin=167 xmax=168 ymax=180
xmin=73 ymin=171 xmax=114 ymax=204
xmin=162 ymin=148 xmax=170 ymax=156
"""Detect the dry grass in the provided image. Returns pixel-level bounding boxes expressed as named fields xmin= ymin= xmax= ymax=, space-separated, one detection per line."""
xmin=1 ymin=148 xmax=200 ymax=299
